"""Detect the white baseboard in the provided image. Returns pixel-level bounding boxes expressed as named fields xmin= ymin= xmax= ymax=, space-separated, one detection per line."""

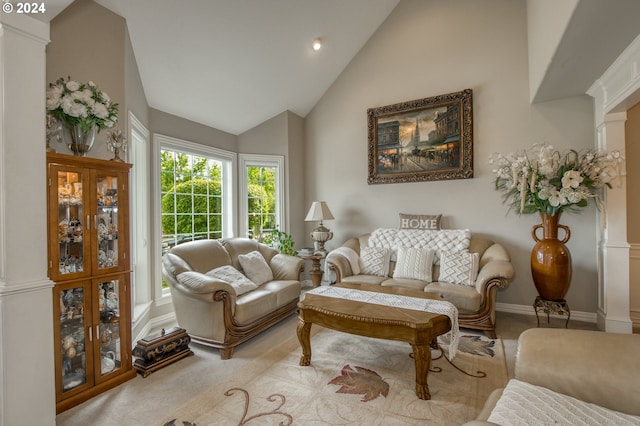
xmin=496 ymin=302 xmax=597 ymax=323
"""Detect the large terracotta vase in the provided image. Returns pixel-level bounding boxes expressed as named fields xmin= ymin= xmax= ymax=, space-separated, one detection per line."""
xmin=530 ymin=212 xmax=572 ymax=301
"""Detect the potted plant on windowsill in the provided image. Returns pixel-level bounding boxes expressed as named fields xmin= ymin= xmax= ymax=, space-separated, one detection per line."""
xmin=260 ymin=227 xmax=298 ymax=256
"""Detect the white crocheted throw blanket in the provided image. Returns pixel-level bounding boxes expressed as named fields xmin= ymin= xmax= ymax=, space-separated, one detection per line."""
xmin=488 ymin=379 xmax=640 ymax=425
xmin=328 ymin=246 xmax=361 ymax=275
xmin=368 ymin=228 xmax=471 ymax=264
xmin=303 ymin=286 xmax=459 ymax=360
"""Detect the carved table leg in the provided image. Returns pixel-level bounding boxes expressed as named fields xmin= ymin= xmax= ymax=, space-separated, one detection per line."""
xmin=297 ymin=317 xmax=312 ymax=366
xmin=411 ymin=344 xmax=432 ymax=400
xmin=310 ymin=258 xmax=323 ymax=288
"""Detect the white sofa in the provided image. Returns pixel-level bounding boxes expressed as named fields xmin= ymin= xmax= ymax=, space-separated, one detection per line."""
xmin=162 ymin=237 xmax=304 ymax=359
xmin=325 ymin=229 xmax=515 ymax=338
xmin=465 ymin=328 xmax=640 ymax=425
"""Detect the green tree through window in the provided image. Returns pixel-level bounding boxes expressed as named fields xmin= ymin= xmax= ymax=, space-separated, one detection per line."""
xmin=161 ymin=150 xmax=223 ymax=254
xmin=247 ymin=165 xmax=277 ymax=239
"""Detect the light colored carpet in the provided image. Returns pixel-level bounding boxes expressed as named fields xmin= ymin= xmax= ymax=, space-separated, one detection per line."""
xmin=161 ymin=326 xmax=508 ymax=425
xmin=56 ymin=310 xmax=597 ymax=425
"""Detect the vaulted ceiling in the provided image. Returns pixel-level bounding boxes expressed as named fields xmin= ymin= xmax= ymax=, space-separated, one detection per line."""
xmin=39 ymin=0 xmax=640 ymax=135
xmin=42 ymin=0 xmax=400 ymax=135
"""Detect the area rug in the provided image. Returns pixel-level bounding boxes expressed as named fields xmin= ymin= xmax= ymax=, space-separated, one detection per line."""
xmin=162 ymin=329 xmax=507 ymax=425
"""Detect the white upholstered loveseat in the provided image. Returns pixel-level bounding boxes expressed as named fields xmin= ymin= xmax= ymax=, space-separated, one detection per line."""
xmin=162 ymin=237 xmax=304 ymax=359
xmin=465 ymin=328 xmax=640 ymax=425
xmin=325 ymin=228 xmax=514 ymax=338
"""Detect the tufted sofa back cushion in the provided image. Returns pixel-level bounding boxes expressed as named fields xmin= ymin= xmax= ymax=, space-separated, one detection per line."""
xmin=168 ymin=239 xmax=232 ymax=273
xmin=350 ymin=233 xmax=494 ymax=280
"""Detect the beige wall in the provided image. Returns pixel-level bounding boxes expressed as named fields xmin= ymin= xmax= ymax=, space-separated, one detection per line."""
xmin=239 ymin=111 xmax=289 ymax=155
xmin=47 ymin=0 xmax=126 ymax=160
xmin=625 ymin=102 xmax=640 ymax=332
xmin=149 ymin=108 xmax=237 ymax=152
xmin=238 ymin=111 xmax=306 ymax=246
xmin=125 ymin=29 xmax=149 ymax=127
xmin=286 ymin=112 xmax=305 ymax=248
xmin=526 ymin=0 xmax=579 ymax=102
xmin=304 ymin=0 xmax=599 ymax=312
xmin=47 ymin=0 xmax=610 ymax=314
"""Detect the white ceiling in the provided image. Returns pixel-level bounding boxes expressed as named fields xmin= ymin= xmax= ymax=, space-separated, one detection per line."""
xmin=40 ymin=0 xmax=400 ymax=135
xmin=532 ymin=0 xmax=640 ymax=103
xmin=40 ymin=1 xmax=640 ymax=135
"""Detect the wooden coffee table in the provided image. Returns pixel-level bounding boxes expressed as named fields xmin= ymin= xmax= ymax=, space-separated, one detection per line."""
xmin=296 ymin=283 xmax=452 ymax=400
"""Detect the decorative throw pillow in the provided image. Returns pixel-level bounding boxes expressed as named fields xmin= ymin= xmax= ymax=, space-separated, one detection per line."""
xmin=205 ymin=265 xmax=258 ymax=294
xmin=238 ymin=250 xmax=274 ymax=285
xmin=439 ymin=251 xmax=480 ymax=286
xmin=399 ymin=213 xmax=442 ymax=230
xmin=177 ymin=266 xmax=257 ymax=296
xmin=359 ymin=247 xmax=391 ymax=277
xmin=176 ymin=271 xmax=216 ymax=293
xmin=392 ymin=247 xmax=435 ymax=281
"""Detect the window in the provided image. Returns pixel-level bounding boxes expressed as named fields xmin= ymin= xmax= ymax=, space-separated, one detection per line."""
xmin=239 ymin=154 xmax=285 ymax=240
xmin=247 ymin=165 xmax=276 ymax=236
xmin=154 ymin=134 xmax=236 ymax=297
xmin=160 ymin=151 xmax=224 ymax=250
xmin=129 ymin=112 xmax=151 ymax=322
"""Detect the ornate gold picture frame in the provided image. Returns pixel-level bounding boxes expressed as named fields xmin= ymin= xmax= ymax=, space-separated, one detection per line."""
xmin=367 ymin=89 xmax=473 ymax=184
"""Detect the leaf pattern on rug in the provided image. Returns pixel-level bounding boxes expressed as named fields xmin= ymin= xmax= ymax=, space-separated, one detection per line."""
xmin=440 ymin=334 xmax=496 ymax=357
xmin=163 ymin=420 xmax=196 ymax=426
xmin=328 ymin=364 xmax=390 ymax=402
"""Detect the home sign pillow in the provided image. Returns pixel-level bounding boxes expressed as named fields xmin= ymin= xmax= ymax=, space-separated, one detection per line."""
xmin=359 ymin=246 xmax=391 ymax=277
xmin=393 ymin=247 xmax=435 ymax=281
xmin=439 ymin=251 xmax=480 ymax=286
xmin=399 ymin=213 xmax=442 ymax=230
xmin=238 ymin=250 xmax=274 ymax=285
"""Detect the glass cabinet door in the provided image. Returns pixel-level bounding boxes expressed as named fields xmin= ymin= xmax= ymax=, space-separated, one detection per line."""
xmin=95 ymin=277 xmax=124 ymax=382
xmin=54 ymin=281 xmax=94 ymax=397
xmin=94 ymin=172 xmax=125 ymax=273
xmin=49 ymin=165 xmax=91 ymax=281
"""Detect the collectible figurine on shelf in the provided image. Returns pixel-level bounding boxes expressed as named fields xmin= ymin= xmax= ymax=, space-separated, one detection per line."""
xmin=106 ymin=128 xmax=127 ymax=162
xmin=46 ymin=115 xmax=62 ymax=153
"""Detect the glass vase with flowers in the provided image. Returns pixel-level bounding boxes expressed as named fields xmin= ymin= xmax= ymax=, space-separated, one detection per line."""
xmin=46 ymin=77 xmax=119 ymax=156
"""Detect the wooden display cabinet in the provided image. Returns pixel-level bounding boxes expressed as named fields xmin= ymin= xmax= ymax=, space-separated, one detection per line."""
xmin=47 ymin=153 xmax=135 ymax=413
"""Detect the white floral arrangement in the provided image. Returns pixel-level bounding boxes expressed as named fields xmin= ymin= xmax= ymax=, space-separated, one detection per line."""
xmin=46 ymin=77 xmax=118 ymax=132
xmin=489 ymin=144 xmax=623 ymax=216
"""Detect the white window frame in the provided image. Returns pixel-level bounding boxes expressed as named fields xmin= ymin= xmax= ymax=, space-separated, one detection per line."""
xmin=153 ymin=134 xmax=237 ymax=301
xmin=128 ymin=112 xmax=152 ymax=324
xmin=238 ymin=154 xmax=286 ymax=239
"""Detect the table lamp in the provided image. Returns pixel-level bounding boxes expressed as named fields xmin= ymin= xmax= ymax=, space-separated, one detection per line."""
xmin=304 ymin=201 xmax=334 ymax=255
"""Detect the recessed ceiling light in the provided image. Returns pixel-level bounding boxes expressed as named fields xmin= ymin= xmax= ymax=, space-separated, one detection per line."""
xmin=312 ymin=38 xmax=322 ymax=51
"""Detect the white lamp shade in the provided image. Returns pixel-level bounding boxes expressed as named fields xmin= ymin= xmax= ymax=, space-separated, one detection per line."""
xmin=304 ymin=201 xmax=334 ymax=222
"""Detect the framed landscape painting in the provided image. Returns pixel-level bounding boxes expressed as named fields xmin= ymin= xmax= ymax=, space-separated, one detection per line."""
xmin=367 ymin=89 xmax=473 ymax=184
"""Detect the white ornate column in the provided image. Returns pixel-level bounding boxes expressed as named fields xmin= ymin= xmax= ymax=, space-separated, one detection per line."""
xmin=587 ymin=34 xmax=640 ymax=333
xmin=593 ymin=113 xmax=631 ymax=333
xmin=0 ymin=12 xmax=56 ymax=425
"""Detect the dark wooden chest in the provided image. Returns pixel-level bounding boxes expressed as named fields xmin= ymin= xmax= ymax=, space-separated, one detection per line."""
xmin=133 ymin=326 xmax=193 ymax=377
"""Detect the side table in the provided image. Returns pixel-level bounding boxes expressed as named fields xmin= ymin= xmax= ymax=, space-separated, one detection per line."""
xmin=533 ymin=296 xmax=570 ymax=328
xmin=298 ymin=253 xmax=325 ymax=288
